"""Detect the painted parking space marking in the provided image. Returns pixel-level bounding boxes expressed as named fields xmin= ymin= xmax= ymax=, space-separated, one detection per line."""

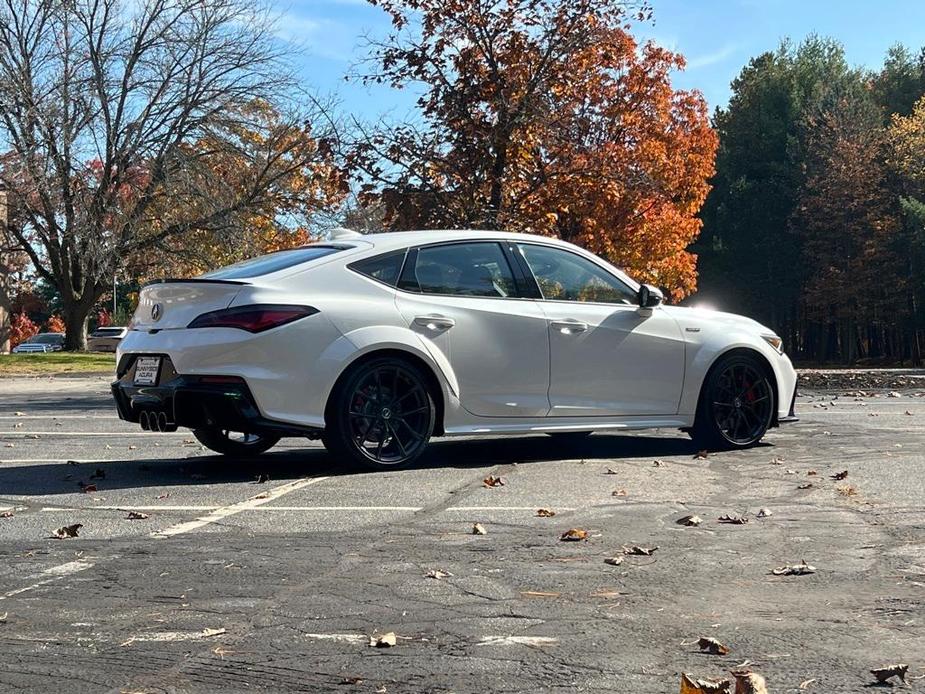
xmin=0 ymin=559 xmax=95 ymax=601
xmin=152 ymin=476 xmax=331 ymax=537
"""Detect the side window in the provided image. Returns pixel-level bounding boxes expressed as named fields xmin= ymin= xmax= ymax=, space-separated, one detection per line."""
xmin=519 ymin=244 xmax=637 ymax=305
xmin=402 ymin=242 xmax=517 ymax=298
xmin=349 ymin=250 xmax=406 ymax=287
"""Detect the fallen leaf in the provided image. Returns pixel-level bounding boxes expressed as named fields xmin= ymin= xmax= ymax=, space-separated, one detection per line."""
xmin=806 ymin=470 xmax=817 ymax=476
xmin=52 ymin=523 xmax=82 ymax=539
xmin=756 ymin=508 xmax=773 ymax=518
xmin=785 ymin=469 xmax=797 ymax=475
xmin=604 ymin=556 xmax=624 ymax=566
xmin=769 ymin=457 xmax=784 ymax=465
xmin=797 ymin=483 xmax=814 ymax=490
xmin=905 ymin=410 xmax=914 ymax=416
xmin=623 ymin=545 xmax=658 ymax=556
xmin=254 ymin=473 xmax=269 ymax=484
xmin=128 ymin=445 xmax=137 ymax=450
xmin=653 ymin=459 xmax=667 ymax=467
xmin=14 ymin=412 xmax=24 ymax=416
xmin=612 ymin=488 xmax=627 ymax=497
xmin=536 ymin=508 xmax=556 ymax=517
xmin=253 ymin=493 xmax=268 ymax=500
xmin=370 ymin=631 xmax=397 ymax=648
xmin=836 ymin=485 xmax=858 ymax=497
xmin=697 ymin=636 xmax=730 ymax=655
xmin=339 ymin=677 xmax=364 ymax=685
xmin=870 ymin=663 xmax=908 ymax=685
xmin=200 ymin=627 xmax=227 ymax=638
xmin=732 ymin=671 xmax=768 ymax=694
xmin=81 ymin=484 xmax=98 ymax=493
xmin=13 ymin=422 xmax=22 ymax=428
xmin=212 ymin=645 xmax=234 ymax=660
xmin=677 ymin=515 xmax=703 ymax=527
xmin=560 ymin=528 xmax=589 ymax=541
xmin=156 ymin=493 xmax=170 ymax=500
xmin=472 ymin=522 xmax=487 ymax=535
xmin=26 ymin=434 xmax=39 ymax=439
xmin=4 ymin=443 xmax=13 ymax=448
xmin=718 ymin=514 xmax=749 ymax=525
xmin=831 ymin=470 xmax=848 ymax=480
xmin=483 ymin=475 xmax=505 ymax=488
xmin=887 ymin=391 xmax=901 ymax=398
xmin=0 ymin=611 xmax=7 ymax=622
xmin=126 ymin=511 xmax=149 ymax=520
xmin=605 ymin=468 xmax=619 ymax=475
xmin=0 ymin=511 xmax=13 ymax=519
xmin=89 ymin=468 xmax=106 ymax=480
xmin=799 ymin=679 xmax=816 ymax=690
xmin=679 ymin=673 xmax=732 ymax=693
xmin=772 ymin=561 xmax=816 ymax=576
xmin=694 ymin=450 xmax=709 ymax=460
xmin=425 ymin=569 xmax=452 ymax=579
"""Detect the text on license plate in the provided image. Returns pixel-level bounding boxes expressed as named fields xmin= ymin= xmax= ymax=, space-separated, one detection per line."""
xmin=133 ymin=357 xmax=161 ymax=385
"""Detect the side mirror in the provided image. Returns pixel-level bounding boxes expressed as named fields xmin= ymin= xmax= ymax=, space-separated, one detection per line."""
xmin=637 ymin=284 xmax=664 ymax=309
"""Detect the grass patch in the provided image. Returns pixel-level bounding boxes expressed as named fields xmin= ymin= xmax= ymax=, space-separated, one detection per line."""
xmin=0 ymin=352 xmax=116 ymax=377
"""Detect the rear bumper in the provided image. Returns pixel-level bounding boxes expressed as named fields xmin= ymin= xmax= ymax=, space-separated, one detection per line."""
xmin=111 ymin=356 xmax=321 ymax=437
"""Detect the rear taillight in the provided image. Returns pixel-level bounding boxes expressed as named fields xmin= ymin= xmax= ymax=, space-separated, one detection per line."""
xmin=187 ymin=304 xmax=318 ymax=332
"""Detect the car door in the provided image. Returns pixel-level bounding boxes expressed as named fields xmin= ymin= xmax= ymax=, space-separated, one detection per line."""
xmin=394 ymin=241 xmax=550 ymax=417
xmin=516 ymin=242 xmax=685 ymax=417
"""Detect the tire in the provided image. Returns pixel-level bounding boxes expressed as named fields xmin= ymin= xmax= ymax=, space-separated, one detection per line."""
xmin=192 ymin=428 xmax=280 ymax=457
xmin=322 ymin=356 xmax=436 ymax=471
xmin=691 ymin=353 xmax=775 ymax=450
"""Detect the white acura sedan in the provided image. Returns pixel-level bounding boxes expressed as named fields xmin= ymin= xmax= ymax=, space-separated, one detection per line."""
xmin=113 ymin=229 xmax=797 ymax=469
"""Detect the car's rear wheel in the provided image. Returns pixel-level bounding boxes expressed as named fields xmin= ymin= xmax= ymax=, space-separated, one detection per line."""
xmin=692 ymin=353 xmax=775 ymax=450
xmin=323 ymin=357 xmax=436 ymax=470
xmin=193 ymin=428 xmax=280 ymax=457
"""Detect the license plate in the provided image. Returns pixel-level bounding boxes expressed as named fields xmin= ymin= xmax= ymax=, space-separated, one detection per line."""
xmin=133 ymin=357 xmax=161 ymax=386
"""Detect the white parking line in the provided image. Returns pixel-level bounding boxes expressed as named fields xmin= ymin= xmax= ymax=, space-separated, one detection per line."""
xmin=0 ymin=415 xmax=119 ymax=420
xmin=0 ymin=559 xmax=95 ymax=601
xmin=2 ymin=431 xmax=185 ymax=437
xmin=152 ymin=476 xmax=331 ymax=537
xmin=478 ymin=636 xmax=558 ymax=647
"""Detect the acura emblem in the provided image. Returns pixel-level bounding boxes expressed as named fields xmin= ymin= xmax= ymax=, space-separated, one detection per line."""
xmin=151 ymin=303 xmax=162 ymax=321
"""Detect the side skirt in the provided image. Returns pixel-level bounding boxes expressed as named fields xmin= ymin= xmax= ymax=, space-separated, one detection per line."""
xmin=441 ymin=416 xmax=692 ymax=436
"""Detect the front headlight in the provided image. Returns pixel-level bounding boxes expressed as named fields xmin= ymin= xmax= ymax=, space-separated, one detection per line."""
xmin=762 ymin=334 xmax=783 ymax=353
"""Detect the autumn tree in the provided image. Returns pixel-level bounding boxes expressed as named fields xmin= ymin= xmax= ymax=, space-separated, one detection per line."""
xmin=353 ymin=0 xmax=716 ymax=299
xmin=0 ymin=0 xmax=341 ymax=350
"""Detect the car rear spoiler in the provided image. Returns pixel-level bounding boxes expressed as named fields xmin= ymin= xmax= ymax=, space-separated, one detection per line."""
xmin=141 ymin=278 xmax=252 ymax=287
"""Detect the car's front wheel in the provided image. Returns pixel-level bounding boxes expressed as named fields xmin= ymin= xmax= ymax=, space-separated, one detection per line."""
xmin=323 ymin=357 xmax=436 ymax=470
xmin=193 ymin=428 xmax=280 ymax=457
xmin=692 ymin=353 xmax=775 ymax=450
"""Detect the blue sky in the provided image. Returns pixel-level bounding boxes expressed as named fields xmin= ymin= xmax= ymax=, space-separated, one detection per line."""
xmin=276 ymin=0 xmax=925 ymax=118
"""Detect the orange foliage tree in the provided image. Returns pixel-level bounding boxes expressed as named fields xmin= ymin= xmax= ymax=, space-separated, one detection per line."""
xmin=10 ymin=311 xmax=39 ymax=348
xmin=354 ymin=0 xmax=716 ymax=299
xmin=45 ymin=314 xmax=66 ymax=333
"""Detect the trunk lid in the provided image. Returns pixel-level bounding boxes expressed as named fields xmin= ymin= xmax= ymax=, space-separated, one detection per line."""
xmin=132 ymin=280 xmax=248 ymax=331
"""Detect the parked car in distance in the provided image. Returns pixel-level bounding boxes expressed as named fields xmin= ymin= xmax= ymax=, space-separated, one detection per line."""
xmin=112 ymin=228 xmax=798 ymax=470
xmin=88 ymin=327 xmax=128 ymax=353
xmin=12 ymin=332 xmax=66 ymax=353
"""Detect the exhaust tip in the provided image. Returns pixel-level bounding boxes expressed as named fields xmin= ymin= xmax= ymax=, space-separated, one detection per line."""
xmin=139 ymin=411 xmax=150 ymax=431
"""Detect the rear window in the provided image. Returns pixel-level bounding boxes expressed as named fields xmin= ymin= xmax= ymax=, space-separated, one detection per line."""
xmin=200 ymin=245 xmax=345 ymax=280
xmin=93 ymin=328 xmax=124 ymax=337
xmin=348 ymin=250 xmax=406 ymax=287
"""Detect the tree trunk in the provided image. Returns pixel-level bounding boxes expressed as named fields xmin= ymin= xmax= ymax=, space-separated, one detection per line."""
xmin=61 ymin=300 xmax=93 ymax=351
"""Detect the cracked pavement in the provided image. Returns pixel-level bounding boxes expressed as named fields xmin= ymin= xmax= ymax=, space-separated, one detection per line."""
xmin=0 ymin=373 xmax=923 ymax=692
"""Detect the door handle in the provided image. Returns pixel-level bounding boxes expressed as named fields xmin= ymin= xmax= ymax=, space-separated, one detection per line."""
xmin=413 ymin=314 xmax=456 ymax=331
xmin=550 ymin=319 xmax=589 ymax=334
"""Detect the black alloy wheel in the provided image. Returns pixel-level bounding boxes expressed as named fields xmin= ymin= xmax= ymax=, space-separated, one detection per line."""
xmin=323 ymin=358 xmax=435 ymax=470
xmin=193 ymin=427 xmax=280 ymax=457
xmin=693 ymin=354 xmax=775 ymax=449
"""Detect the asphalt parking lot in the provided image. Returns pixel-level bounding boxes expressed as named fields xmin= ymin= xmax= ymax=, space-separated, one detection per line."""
xmin=1 ymin=372 xmax=924 ymax=693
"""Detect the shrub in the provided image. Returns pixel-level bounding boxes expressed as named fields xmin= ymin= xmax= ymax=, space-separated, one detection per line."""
xmin=10 ymin=312 xmax=39 ymax=348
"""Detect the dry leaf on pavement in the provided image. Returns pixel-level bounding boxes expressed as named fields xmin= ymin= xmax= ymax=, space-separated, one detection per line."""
xmin=370 ymin=632 xmax=397 ymax=648
xmin=697 ymin=636 xmax=730 ymax=655
xmin=605 ymin=468 xmax=619 ymax=475
xmin=559 ymin=528 xmax=588 ymax=542
xmin=126 ymin=511 xmax=149 ymax=520
xmin=679 ymin=673 xmax=731 ymax=693
xmin=200 ymin=627 xmax=227 ymax=638
xmin=718 ymin=514 xmax=749 ymax=525
xmin=604 ymin=556 xmax=624 ymax=566
xmin=694 ymin=450 xmax=709 ymax=460
xmin=612 ymin=489 xmax=627 ymax=497
xmin=870 ymin=663 xmax=908 ymax=685
xmin=732 ymin=671 xmax=768 ymax=694
xmin=798 ymin=679 xmax=816 ymax=690
xmin=472 ymin=522 xmax=487 ymax=535
xmin=0 ymin=511 xmax=13 ymax=519
xmin=623 ymin=545 xmax=658 ymax=556
xmin=756 ymin=508 xmax=773 ymax=518
xmin=653 ymin=459 xmax=667 ymax=467
xmin=424 ymin=569 xmax=452 ymax=579
xmin=536 ymin=508 xmax=556 ymax=517
xmin=836 ymin=485 xmax=858 ymax=497
xmin=483 ymin=475 xmax=505 ymax=488
xmin=831 ymin=470 xmax=848 ymax=480
xmin=677 ymin=515 xmax=703 ymax=527
xmin=340 ymin=677 xmax=364 ymax=685
xmin=52 ymin=523 xmax=82 ymax=539
xmin=797 ymin=482 xmax=814 ymax=490
xmin=772 ymin=561 xmax=816 ymax=576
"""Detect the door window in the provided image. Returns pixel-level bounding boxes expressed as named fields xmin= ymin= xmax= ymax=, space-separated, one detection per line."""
xmin=348 ymin=250 xmax=406 ymax=287
xmin=402 ymin=242 xmax=517 ymax=298
xmin=519 ymin=244 xmax=637 ymax=305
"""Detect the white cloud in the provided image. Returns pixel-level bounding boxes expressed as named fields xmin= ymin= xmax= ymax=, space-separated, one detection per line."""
xmin=685 ymin=44 xmax=740 ymax=70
